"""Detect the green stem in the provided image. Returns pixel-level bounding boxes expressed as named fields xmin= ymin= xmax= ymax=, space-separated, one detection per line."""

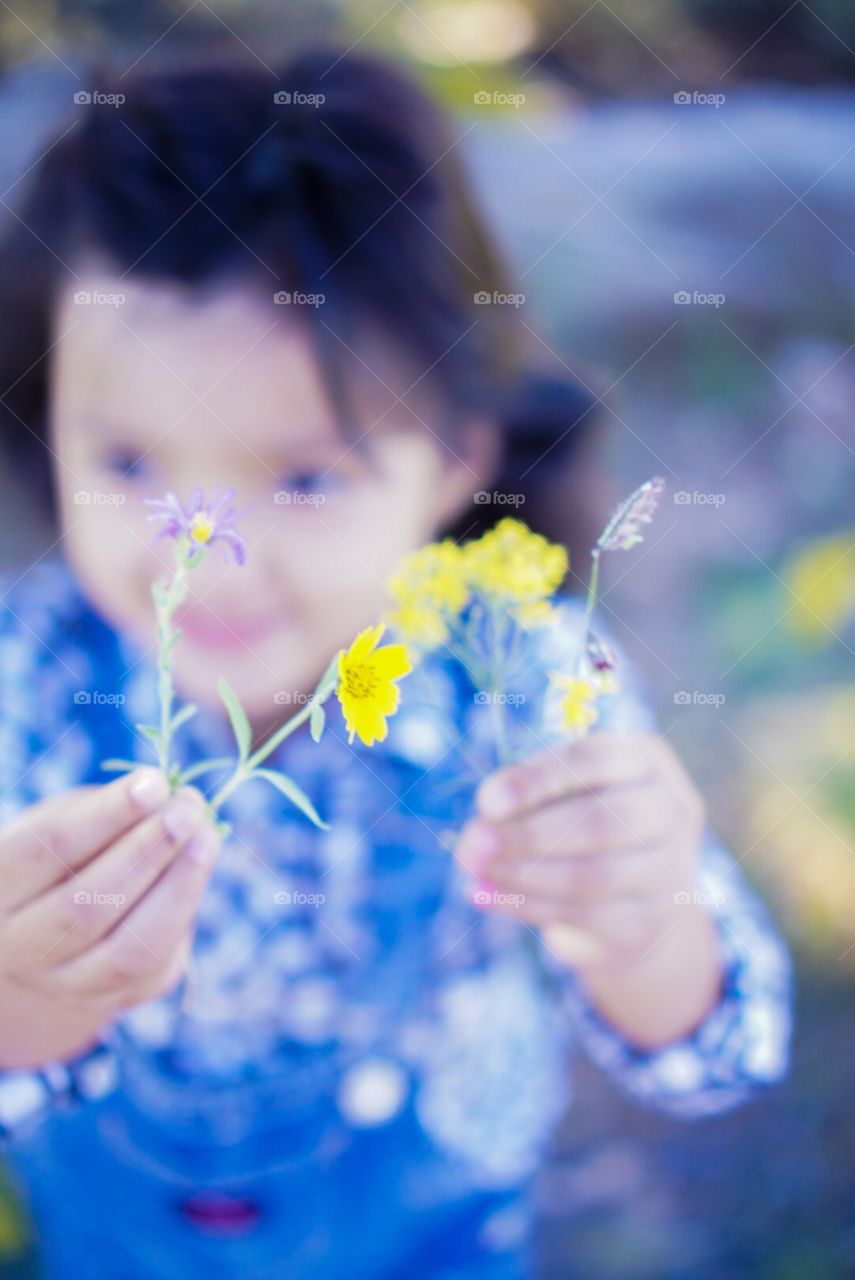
xmin=207 ymin=656 xmax=340 ymax=815
xmin=576 ymin=550 xmax=601 ymax=675
xmin=153 ymin=541 xmax=194 ymax=785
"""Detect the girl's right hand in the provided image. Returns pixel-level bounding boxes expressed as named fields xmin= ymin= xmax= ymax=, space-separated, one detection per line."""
xmin=0 ymin=767 xmax=221 ymax=1067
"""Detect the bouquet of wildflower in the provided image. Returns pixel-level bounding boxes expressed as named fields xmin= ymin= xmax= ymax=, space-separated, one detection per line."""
xmin=386 ymin=478 xmax=665 ymax=761
xmin=382 ymin=478 xmax=665 ymax=985
xmin=101 ymin=488 xmax=413 ymax=833
xmin=101 ymin=478 xmax=663 ymax=918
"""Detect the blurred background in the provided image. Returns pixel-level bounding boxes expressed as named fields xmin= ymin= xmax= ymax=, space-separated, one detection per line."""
xmin=0 ymin=1 xmax=853 ymax=1276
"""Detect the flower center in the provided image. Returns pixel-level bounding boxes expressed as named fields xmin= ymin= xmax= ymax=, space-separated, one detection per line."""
xmin=189 ymin=513 xmax=215 ymax=544
xmin=342 ymin=663 xmax=379 ymax=700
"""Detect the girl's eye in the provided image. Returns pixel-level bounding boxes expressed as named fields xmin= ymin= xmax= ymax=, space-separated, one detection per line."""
xmin=279 ymin=469 xmax=345 ymax=497
xmin=99 ymin=448 xmax=153 ymax=482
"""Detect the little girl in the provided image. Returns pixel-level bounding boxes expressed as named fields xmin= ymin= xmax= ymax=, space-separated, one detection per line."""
xmin=0 ymin=52 xmax=790 ymax=1280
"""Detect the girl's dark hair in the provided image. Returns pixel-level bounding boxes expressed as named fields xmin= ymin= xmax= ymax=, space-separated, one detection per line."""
xmin=0 ymin=51 xmax=597 ymax=532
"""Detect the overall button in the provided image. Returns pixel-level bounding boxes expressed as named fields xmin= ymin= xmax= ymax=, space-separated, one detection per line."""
xmin=337 ymin=1058 xmax=408 ymax=1127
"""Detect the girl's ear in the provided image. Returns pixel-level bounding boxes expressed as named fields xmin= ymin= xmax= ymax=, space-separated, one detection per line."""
xmin=434 ymin=417 xmax=501 ymax=529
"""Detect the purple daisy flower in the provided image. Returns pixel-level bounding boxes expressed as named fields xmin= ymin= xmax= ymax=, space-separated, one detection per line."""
xmin=143 ymin=488 xmax=247 ymax=565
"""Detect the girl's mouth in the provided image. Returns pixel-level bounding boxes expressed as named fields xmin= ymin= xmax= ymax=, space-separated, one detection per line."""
xmin=176 ymin=607 xmax=285 ymax=651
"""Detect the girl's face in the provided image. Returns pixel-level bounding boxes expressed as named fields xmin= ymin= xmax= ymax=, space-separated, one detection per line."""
xmin=50 ymin=272 xmax=492 ymax=732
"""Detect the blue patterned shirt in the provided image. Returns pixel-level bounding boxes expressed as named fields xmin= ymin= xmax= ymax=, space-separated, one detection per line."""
xmin=0 ymin=555 xmax=791 ymax=1198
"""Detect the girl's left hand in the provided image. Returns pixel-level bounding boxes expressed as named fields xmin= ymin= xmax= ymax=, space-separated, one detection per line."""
xmin=453 ymin=731 xmax=707 ymax=972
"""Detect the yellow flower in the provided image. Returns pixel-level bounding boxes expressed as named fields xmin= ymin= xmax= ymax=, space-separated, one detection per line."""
xmin=784 ymin=534 xmax=855 ymax=642
xmin=462 ymin=519 xmax=567 ymax=604
xmin=387 ymin=540 xmax=469 ymax=650
xmin=552 ymin=674 xmax=600 ymax=735
xmin=388 ymin=600 xmax=451 ymax=650
xmin=337 ymin=624 xmax=413 ymax=746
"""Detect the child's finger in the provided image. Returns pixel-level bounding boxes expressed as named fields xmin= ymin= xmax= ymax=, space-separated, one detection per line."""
xmin=540 ymin=924 xmax=606 ymax=968
xmin=8 ymin=788 xmax=210 ymax=967
xmin=470 ymin=883 xmax=646 ymax=948
xmin=53 ymin=823 xmax=220 ymax=1001
xmin=0 ymin=768 xmax=172 ymax=911
xmin=475 ymin=733 xmax=661 ymax=822
xmin=481 ymin=848 xmax=658 ymax=903
xmin=456 ymin=786 xmax=670 ymax=876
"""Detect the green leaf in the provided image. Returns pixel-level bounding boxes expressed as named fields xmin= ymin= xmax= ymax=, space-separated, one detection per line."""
xmin=162 ymin=628 xmax=183 ymax=661
xmin=169 ymin=703 xmax=198 ymax=734
xmin=135 ymin=723 xmax=162 ymax=744
xmin=218 ymin=678 xmax=252 ymax=761
xmin=178 ymin=756 xmax=234 ymax=784
xmin=310 ymin=700 xmax=326 ymax=744
xmin=254 ymin=768 xmax=329 ymax=829
xmin=100 ymin=758 xmax=139 ymax=773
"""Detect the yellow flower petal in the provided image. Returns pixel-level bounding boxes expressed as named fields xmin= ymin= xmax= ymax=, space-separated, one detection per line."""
xmin=551 ymin=674 xmax=600 ymax=735
xmin=462 ymin=519 xmax=567 ymax=604
xmin=337 ymin=624 xmax=413 ymax=747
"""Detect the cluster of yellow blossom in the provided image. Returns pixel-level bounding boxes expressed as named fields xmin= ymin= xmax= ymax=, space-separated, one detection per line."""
xmin=386 ymin=539 xmax=469 ymax=649
xmin=388 ymin=518 xmax=568 ymax=651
